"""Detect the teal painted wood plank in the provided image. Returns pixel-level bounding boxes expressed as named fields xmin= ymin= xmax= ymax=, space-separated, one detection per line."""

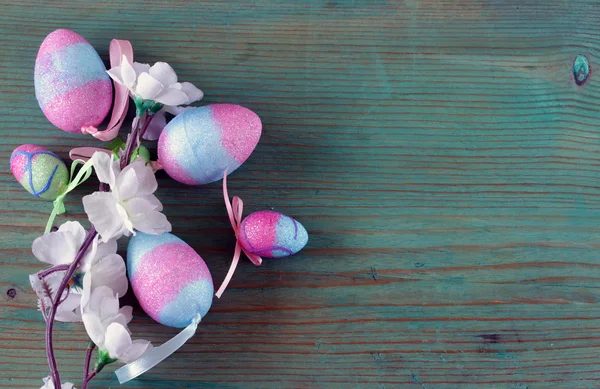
xmin=2 ymin=0 xmax=600 ymax=388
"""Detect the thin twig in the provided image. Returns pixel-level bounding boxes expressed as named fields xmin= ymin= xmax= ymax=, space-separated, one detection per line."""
xmin=45 ymin=116 xmax=144 ymax=387
xmin=136 ymin=114 xmax=154 ymax=145
xmin=81 ymin=341 xmax=96 ymax=389
xmin=45 ymin=228 xmax=97 ymax=387
xmin=38 ymin=264 xmax=70 ymax=279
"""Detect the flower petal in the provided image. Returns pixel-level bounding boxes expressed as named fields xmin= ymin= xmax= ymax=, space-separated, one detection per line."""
xmin=119 ymin=339 xmax=152 ymax=363
xmin=90 ymin=254 xmax=128 ymax=299
xmin=55 ymin=308 xmax=82 ymax=323
xmin=100 ymin=292 xmax=120 ymax=319
xmin=115 ymin=163 xmax=140 ymax=201
xmin=106 ymin=66 xmax=124 ymax=85
xmin=149 ymin=62 xmax=178 ymax=86
xmin=129 ymin=210 xmax=172 ymax=235
xmin=119 ymin=306 xmax=133 ymax=324
xmin=142 ymin=109 xmax=167 ymax=141
xmin=32 ymin=231 xmax=77 ymax=266
xmin=132 ymin=62 xmax=151 ymax=78
xmin=84 ymin=285 xmax=115 ymax=314
xmin=154 ymin=87 xmax=189 ymax=106
xmin=83 ymin=192 xmax=126 ymax=242
xmin=120 ymin=55 xmax=137 ymax=89
xmin=82 ymin=312 xmax=106 ymax=347
xmin=80 ymin=272 xmax=93 ymax=308
xmin=135 ymin=72 xmax=164 ymax=101
xmin=104 ymin=322 xmax=132 ymax=360
xmin=91 ymin=238 xmax=118 ymax=266
xmin=58 ymin=221 xmax=87 ymax=247
xmin=79 ymin=234 xmax=99 ymax=271
xmin=91 ymin=152 xmax=118 ymax=187
xmin=180 ymin=82 xmax=204 ymax=104
xmin=131 ymin=160 xmax=158 ymax=196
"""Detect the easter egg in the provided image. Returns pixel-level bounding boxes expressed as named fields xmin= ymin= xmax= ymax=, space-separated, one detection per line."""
xmin=238 ymin=211 xmax=308 ymax=259
xmin=34 ymin=29 xmax=112 ymax=133
xmin=158 ymin=104 xmax=261 ymax=185
xmin=10 ymin=144 xmax=69 ymax=200
xmin=127 ymin=232 xmax=213 ymax=328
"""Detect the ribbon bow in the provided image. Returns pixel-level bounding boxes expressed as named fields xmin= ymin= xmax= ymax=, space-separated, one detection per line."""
xmin=45 ymin=158 xmax=94 ymax=233
xmin=215 ymin=170 xmax=262 ymax=298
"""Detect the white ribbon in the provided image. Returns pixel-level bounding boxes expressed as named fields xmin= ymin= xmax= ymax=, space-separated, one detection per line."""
xmin=115 ymin=313 xmax=202 ymax=384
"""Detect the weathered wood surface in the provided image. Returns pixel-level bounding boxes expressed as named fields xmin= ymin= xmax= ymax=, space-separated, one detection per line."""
xmin=2 ymin=0 xmax=600 ymax=388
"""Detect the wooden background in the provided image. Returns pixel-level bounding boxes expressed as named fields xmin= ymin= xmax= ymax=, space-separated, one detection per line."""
xmin=1 ymin=0 xmax=599 ymax=388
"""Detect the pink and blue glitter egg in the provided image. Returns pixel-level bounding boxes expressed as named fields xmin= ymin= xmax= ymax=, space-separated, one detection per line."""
xmin=34 ymin=29 xmax=112 ymax=133
xmin=10 ymin=144 xmax=69 ymax=200
xmin=158 ymin=104 xmax=262 ymax=185
xmin=127 ymin=232 xmax=214 ymax=328
xmin=238 ymin=211 xmax=308 ymax=259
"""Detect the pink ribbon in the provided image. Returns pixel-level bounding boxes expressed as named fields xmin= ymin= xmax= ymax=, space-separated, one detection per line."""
xmin=81 ymin=39 xmax=133 ymax=141
xmin=215 ymin=170 xmax=262 ymax=298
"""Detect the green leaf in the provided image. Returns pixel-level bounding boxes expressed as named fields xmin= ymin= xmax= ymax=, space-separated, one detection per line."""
xmin=107 ymin=137 xmax=126 ymax=152
xmin=95 ymin=349 xmax=118 ymax=372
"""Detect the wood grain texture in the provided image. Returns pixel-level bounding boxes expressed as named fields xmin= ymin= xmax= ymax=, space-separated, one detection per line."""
xmin=1 ymin=0 xmax=600 ymax=388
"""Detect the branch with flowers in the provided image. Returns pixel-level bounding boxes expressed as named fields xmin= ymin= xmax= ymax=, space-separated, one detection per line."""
xmin=27 ymin=39 xmax=202 ymax=389
xmin=17 ymin=28 xmax=306 ymax=389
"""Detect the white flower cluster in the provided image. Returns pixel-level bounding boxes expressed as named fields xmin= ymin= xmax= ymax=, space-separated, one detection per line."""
xmin=32 ymin=58 xmax=200 ymax=388
xmin=31 ymin=151 xmax=172 ymax=386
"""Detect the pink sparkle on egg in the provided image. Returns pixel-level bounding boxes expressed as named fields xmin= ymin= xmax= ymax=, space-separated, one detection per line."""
xmin=37 ymin=29 xmax=87 ymax=58
xmin=239 ymin=211 xmax=280 ymax=257
xmin=130 ymin=242 xmax=210 ymax=321
xmin=215 ymin=104 xmax=262 ymax=164
xmin=42 ymin=80 xmax=112 ymax=133
xmin=10 ymin=145 xmax=47 ymax=181
xmin=157 ymin=133 xmax=198 ymax=185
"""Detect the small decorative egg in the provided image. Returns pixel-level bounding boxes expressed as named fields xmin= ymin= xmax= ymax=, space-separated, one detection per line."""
xmin=158 ymin=104 xmax=262 ymax=185
xmin=10 ymin=144 xmax=69 ymax=200
xmin=34 ymin=29 xmax=112 ymax=133
xmin=238 ymin=211 xmax=308 ymax=259
xmin=127 ymin=232 xmax=213 ymax=328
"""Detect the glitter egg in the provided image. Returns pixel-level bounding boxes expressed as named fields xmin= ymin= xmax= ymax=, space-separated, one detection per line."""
xmin=34 ymin=29 xmax=112 ymax=133
xmin=10 ymin=144 xmax=69 ymax=200
xmin=158 ymin=104 xmax=262 ymax=185
xmin=127 ymin=232 xmax=214 ymax=328
xmin=238 ymin=211 xmax=308 ymax=259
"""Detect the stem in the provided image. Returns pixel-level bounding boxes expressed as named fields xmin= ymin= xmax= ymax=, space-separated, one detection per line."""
xmin=38 ymin=264 xmax=70 ymax=280
xmin=81 ymin=341 xmax=96 ymax=389
xmin=83 ymin=370 xmax=98 ymax=387
xmin=44 ymin=117 xmax=143 ymax=387
xmin=136 ymin=114 xmax=154 ymax=143
xmin=45 ymin=227 xmax=97 ymax=387
xmin=120 ymin=113 xmax=144 ymax=169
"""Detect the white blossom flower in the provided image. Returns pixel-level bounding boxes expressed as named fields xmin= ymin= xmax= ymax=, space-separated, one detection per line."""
xmin=32 ymin=221 xmax=95 ymax=268
xmin=104 ymin=322 xmax=152 ymax=363
xmin=107 ymin=55 xmax=203 ymax=107
xmin=30 ymin=271 xmax=82 ymax=322
xmin=29 ymin=221 xmax=123 ymax=322
xmin=40 ymin=376 xmax=76 ymax=389
xmin=82 ymin=152 xmax=171 ymax=242
xmin=82 ymin=286 xmax=151 ymax=364
xmin=79 ymin=251 xmax=128 ymax=308
xmin=82 ymin=286 xmax=132 ymax=348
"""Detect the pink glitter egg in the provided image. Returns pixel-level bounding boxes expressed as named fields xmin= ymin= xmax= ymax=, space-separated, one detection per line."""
xmin=238 ymin=211 xmax=308 ymax=259
xmin=10 ymin=144 xmax=69 ymax=200
xmin=127 ymin=232 xmax=213 ymax=328
xmin=34 ymin=29 xmax=112 ymax=133
xmin=158 ymin=104 xmax=262 ymax=185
